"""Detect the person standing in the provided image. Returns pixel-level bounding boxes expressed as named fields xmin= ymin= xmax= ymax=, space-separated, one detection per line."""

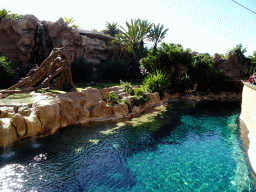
xmin=248 ymin=73 xmax=256 ymax=84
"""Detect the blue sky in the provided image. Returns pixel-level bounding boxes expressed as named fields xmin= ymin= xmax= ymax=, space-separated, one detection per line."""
xmin=1 ymin=0 xmax=256 ymax=57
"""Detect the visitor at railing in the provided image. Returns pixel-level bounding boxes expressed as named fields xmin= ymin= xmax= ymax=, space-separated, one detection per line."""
xmin=248 ymin=73 xmax=256 ymax=85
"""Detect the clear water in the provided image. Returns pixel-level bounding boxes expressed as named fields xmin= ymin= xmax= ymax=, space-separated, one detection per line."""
xmin=0 ymin=100 xmax=255 ymax=192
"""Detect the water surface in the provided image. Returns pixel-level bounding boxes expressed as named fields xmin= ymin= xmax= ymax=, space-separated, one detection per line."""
xmin=0 ymin=100 xmax=255 ymax=191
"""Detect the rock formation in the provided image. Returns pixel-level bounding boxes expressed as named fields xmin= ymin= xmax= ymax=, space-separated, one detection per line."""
xmin=0 ymin=15 xmax=122 ymax=80
xmin=0 ymin=47 xmax=76 ymax=98
xmin=211 ymin=52 xmax=248 ymax=82
xmin=0 ymin=86 xmax=165 ymax=147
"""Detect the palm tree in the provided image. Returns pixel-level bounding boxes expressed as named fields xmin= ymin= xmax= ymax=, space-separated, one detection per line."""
xmin=114 ymin=18 xmax=153 ymax=77
xmin=102 ymin=22 xmax=120 ymax=37
xmin=115 ymin=18 xmax=152 ymax=60
xmin=147 ymin=23 xmax=169 ymax=50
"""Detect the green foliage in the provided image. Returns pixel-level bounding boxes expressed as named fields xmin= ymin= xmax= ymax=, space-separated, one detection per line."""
xmin=188 ymin=54 xmax=227 ymax=92
xmin=7 ymin=13 xmax=23 ymax=20
xmin=0 ymin=8 xmax=23 ymax=20
xmin=102 ymin=22 xmax=120 ymax=37
xmin=63 ymin=17 xmax=79 ymax=29
xmin=114 ymin=18 xmax=153 ymax=60
xmin=102 ymin=59 xmax=128 ymax=82
xmin=141 ymin=43 xmax=193 ymax=91
xmin=107 ymin=91 xmax=119 ymax=106
xmin=226 ymin=43 xmax=250 ymax=66
xmin=142 ymin=69 xmax=170 ymax=99
xmin=120 ymin=80 xmax=134 ymax=95
xmin=0 ymin=8 xmax=10 ymax=18
xmin=71 ymin=57 xmax=93 ymax=83
xmin=132 ymin=87 xmax=148 ymax=107
xmin=121 ymin=98 xmax=132 ymax=113
xmin=0 ymin=55 xmax=16 ymax=88
xmin=147 ymin=23 xmax=169 ymax=50
xmin=247 ymin=52 xmax=256 ymax=75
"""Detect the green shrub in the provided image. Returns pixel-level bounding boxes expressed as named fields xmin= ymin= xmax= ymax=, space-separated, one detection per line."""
xmin=0 ymin=8 xmax=23 ymax=20
xmin=102 ymin=59 xmax=128 ymax=82
xmin=71 ymin=57 xmax=93 ymax=83
xmin=132 ymin=87 xmax=148 ymax=107
xmin=142 ymin=69 xmax=170 ymax=99
xmin=120 ymin=80 xmax=134 ymax=95
xmin=107 ymin=91 xmax=119 ymax=106
xmin=0 ymin=55 xmax=16 ymax=88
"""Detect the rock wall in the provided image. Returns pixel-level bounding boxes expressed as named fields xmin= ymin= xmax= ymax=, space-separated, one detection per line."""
xmin=211 ymin=53 xmax=248 ymax=82
xmin=0 ymin=15 xmax=121 ymax=79
xmin=240 ymin=81 xmax=256 ymax=174
xmin=0 ymin=86 xmax=165 ymax=147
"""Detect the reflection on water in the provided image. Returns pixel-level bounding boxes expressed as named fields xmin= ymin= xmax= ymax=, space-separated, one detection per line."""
xmin=0 ymin=100 xmax=255 ymax=191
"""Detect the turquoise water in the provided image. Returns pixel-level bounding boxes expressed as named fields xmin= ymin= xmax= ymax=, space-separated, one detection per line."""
xmin=0 ymin=100 xmax=255 ymax=191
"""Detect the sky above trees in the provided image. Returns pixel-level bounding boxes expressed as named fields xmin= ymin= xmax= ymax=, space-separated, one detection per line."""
xmin=1 ymin=0 xmax=256 ymax=56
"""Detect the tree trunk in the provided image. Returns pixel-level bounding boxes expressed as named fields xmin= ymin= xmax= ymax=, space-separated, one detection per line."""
xmin=0 ymin=47 xmax=76 ymax=97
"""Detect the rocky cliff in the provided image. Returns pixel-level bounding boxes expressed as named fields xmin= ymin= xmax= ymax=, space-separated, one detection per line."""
xmin=0 ymin=15 xmax=120 ymax=79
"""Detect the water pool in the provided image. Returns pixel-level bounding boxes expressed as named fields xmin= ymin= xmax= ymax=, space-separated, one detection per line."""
xmin=0 ymin=100 xmax=255 ymax=191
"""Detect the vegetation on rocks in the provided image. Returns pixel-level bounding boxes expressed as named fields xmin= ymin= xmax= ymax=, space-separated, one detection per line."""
xmin=0 ymin=55 xmax=16 ymax=88
xmin=142 ymin=69 xmax=170 ymax=99
xmin=0 ymin=8 xmax=23 ymax=20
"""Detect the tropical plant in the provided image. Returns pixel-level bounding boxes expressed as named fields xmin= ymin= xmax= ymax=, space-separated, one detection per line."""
xmin=8 ymin=13 xmax=23 ymax=20
xmin=140 ymin=42 xmax=193 ymax=91
xmin=120 ymin=80 xmax=134 ymax=95
xmin=114 ymin=18 xmax=153 ymax=63
xmin=0 ymin=8 xmax=23 ymax=20
xmin=132 ymin=87 xmax=148 ymax=107
xmin=142 ymin=69 xmax=171 ymax=99
xmin=0 ymin=55 xmax=16 ymax=88
xmin=107 ymin=91 xmax=119 ymax=106
xmin=63 ymin=17 xmax=79 ymax=29
xmin=0 ymin=8 xmax=10 ymax=18
xmin=147 ymin=23 xmax=169 ymax=50
xmin=71 ymin=57 xmax=93 ymax=83
xmin=102 ymin=21 xmax=120 ymax=37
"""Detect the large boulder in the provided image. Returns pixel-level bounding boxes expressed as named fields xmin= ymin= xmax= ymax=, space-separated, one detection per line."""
xmin=113 ymin=103 xmax=129 ymax=117
xmin=90 ymin=101 xmax=113 ymax=117
xmin=19 ymin=14 xmax=40 ymax=30
xmin=56 ymin=93 xmax=76 ymax=128
xmin=211 ymin=53 xmax=223 ymax=64
xmin=24 ymin=114 xmax=42 ymax=137
xmin=10 ymin=113 xmax=27 ymax=137
xmin=31 ymin=93 xmax=60 ymax=134
xmin=215 ymin=53 xmax=247 ymax=81
xmin=81 ymin=87 xmax=103 ymax=109
xmin=146 ymin=92 xmax=161 ymax=105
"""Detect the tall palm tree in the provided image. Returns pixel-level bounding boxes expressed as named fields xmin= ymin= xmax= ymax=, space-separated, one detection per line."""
xmin=148 ymin=23 xmax=169 ymax=50
xmin=114 ymin=18 xmax=152 ymax=77
xmin=102 ymin=22 xmax=120 ymax=37
xmin=115 ymin=18 xmax=152 ymax=60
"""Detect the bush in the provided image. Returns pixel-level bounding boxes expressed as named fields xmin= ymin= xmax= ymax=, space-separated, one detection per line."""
xmin=140 ymin=43 xmax=193 ymax=92
xmin=106 ymin=91 xmax=119 ymax=106
xmin=71 ymin=57 xmax=93 ymax=83
xmin=102 ymin=59 xmax=128 ymax=82
xmin=142 ymin=69 xmax=170 ymax=99
xmin=132 ymin=87 xmax=148 ymax=107
xmin=0 ymin=8 xmax=23 ymax=20
xmin=120 ymin=80 xmax=134 ymax=95
xmin=0 ymin=55 xmax=16 ymax=88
